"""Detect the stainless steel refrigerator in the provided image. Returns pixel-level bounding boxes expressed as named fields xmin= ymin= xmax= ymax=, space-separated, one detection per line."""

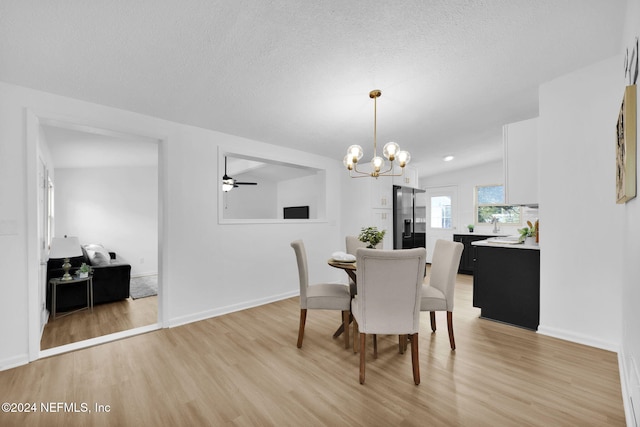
xmin=393 ymin=185 xmax=426 ymax=249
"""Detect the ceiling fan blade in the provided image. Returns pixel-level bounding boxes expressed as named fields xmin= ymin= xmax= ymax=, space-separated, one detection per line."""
xmin=235 ymin=182 xmax=257 ymax=185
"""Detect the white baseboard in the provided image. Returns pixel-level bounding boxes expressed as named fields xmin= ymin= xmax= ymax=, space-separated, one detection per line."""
xmin=619 ymin=344 xmax=640 ymax=427
xmin=167 ymin=290 xmax=298 ymax=328
xmin=537 ymin=325 xmax=620 ymax=353
xmin=0 ymin=354 xmax=30 ymax=371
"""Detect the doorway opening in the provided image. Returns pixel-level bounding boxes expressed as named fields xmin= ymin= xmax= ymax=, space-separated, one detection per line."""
xmin=27 ymin=113 xmax=164 ymax=359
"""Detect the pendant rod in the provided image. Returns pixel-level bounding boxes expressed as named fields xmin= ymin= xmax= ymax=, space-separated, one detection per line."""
xmin=373 ymin=93 xmax=377 ymax=157
xmin=370 ymin=89 xmax=381 ymax=158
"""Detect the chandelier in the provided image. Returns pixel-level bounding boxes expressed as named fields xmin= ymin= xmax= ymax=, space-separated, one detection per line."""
xmin=343 ymin=89 xmax=411 ymax=178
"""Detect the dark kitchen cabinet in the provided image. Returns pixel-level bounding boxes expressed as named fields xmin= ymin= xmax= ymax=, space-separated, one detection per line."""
xmin=452 ymin=234 xmax=497 ymax=274
xmin=473 ymin=245 xmax=540 ymax=330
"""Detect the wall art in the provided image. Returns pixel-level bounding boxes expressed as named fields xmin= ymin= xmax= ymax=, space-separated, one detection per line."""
xmin=616 ymin=85 xmax=637 ymax=204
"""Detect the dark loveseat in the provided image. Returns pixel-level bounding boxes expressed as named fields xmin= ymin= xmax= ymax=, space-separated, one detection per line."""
xmin=46 ymin=244 xmax=131 ymax=313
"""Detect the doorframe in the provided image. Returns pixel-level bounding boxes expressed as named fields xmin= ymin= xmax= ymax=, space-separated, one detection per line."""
xmin=25 ymin=108 xmax=167 ymax=362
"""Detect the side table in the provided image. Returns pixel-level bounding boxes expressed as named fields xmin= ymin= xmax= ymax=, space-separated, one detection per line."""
xmin=49 ymin=275 xmax=94 ymax=320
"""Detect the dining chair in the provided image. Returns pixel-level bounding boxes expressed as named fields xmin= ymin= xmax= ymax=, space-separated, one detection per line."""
xmin=346 ymin=235 xmax=367 ymax=255
xmin=290 ymin=240 xmax=352 ymax=349
xmin=345 ymin=235 xmax=382 ymax=295
xmin=345 ymin=236 xmax=367 ymax=295
xmin=420 ymin=239 xmax=464 ymax=350
xmin=351 ymin=247 xmax=426 ymax=385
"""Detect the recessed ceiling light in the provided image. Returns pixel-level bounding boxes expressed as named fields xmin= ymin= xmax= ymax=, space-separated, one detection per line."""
xmin=443 ymin=155 xmax=454 ymax=162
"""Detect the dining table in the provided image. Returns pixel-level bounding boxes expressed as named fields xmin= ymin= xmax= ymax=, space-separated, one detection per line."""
xmin=327 ymin=258 xmax=357 ymax=286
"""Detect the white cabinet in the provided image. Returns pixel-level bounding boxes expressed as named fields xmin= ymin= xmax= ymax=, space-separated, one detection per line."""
xmin=503 ymin=117 xmax=538 ymax=205
xmin=371 ymin=208 xmax=393 ymax=249
xmin=393 ymin=165 xmax=419 ymax=189
xmin=344 ymin=177 xmax=394 ymax=246
xmin=371 ymin=178 xmax=393 ymax=208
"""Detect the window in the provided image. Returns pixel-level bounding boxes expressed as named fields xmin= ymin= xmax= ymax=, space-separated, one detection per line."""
xmin=475 ymin=185 xmax=521 ymax=225
xmin=430 ymin=195 xmax=452 ymax=229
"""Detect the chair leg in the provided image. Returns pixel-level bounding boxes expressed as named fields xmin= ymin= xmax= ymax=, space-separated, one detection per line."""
xmin=297 ymin=309 xmax=307 ymax=348
xmin=342 ymin=310 xmax=350 ymax=349
xmin=430 ymin=311 xmax=436 ymax=332
xmin=359 ymin=333 xmax=366 ymax=384
xmin=398 ymin=335 xmax=405 ymax=354
xmin=447 ymin=311 xmax=456 ymax=350
xmin=373 ymin=334 xmax=378 ymax=359
xmin=410 ymin=333 xmax=420 ymax=385
xmin=353 ymin=319 xmax=359 ymax=353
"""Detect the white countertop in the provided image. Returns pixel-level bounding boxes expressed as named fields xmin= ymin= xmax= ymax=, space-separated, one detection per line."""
xmin=471 ymin=237 xmax=540 ymax=250
xmin=454 ymin=232 xmax=506 ymax=236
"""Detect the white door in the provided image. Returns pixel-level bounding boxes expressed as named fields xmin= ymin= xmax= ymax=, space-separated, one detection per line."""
xmin=37 ymin=158 xmax=50 ymax=328
xmin=425 ymin=186 xmax=458 ymax=263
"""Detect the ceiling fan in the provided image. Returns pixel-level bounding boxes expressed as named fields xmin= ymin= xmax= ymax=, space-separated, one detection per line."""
xmin=222 ymin=156 xmax=258 ymax=192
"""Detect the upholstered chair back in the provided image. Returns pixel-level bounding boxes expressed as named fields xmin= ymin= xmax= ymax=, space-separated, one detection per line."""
xmin=428 ymin=239 xmax=464 ymax=311
xmin=353 ymin=247 xmax=426 ymax=335
xmin=290 ymin=240 xmax=309 ymax=308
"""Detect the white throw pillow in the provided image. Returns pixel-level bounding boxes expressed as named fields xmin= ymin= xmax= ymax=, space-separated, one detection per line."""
xmin=83 ymin=244 xmax=111 ymax=266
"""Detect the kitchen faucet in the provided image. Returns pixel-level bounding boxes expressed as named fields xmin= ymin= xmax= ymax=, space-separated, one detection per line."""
xmin=491 ymin=217 xmax=500 ymax=233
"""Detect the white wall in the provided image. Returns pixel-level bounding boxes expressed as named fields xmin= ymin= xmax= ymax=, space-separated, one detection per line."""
xmin=0 ymin=80 xmax=345 ymax=370
xmin=54 ymin=165 xmax=158 ymax=276
xmin=278 ymin=173 xmax=324 ymax=219
xmin=538 ymin=56 xmax=624 ymax=350
xmin=0 ymin=84 xmax=32 ymax=367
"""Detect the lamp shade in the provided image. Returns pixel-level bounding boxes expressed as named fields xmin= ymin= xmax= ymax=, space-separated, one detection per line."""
xmin=49 ymin=237 xmax=82 ymax=259
xmin=221 ymin=178 xmax=234 ymax=192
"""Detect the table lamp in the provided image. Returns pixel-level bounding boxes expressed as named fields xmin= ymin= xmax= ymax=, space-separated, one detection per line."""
xmin=49 ymin=236 xmax=82 ymax=281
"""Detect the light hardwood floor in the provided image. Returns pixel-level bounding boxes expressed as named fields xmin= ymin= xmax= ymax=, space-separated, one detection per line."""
xmin=40 ymin=296 xmax=158 ymax=350
xmin=2 ymin=274 xmax=625 ymax=426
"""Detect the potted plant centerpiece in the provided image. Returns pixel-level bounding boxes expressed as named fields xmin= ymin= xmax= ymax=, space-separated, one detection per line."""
xmin=467 ymin=224 xmax=475 ymax=233
xmin=77 ymin=263 xmax=91 ymax=278
xmin=518 ymin=220 xmax=539 ymax=245
xmin=358 ymin=226 xmax=386 ymax=249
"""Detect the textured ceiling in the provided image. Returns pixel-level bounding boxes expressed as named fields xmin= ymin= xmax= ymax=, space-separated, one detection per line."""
xmin=0 ymin=1 xmax=626 ymax=177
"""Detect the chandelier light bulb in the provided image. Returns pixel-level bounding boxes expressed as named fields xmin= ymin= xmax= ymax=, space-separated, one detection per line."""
xmin=383 ymin=141 xmax=399 ymax=161
xmin=343 ymin=154 xmax=354 ymax=170
xmin=371 ymin=156 xmax=384 ymax=172
xmin=347 ymin=145 xmax=364 ymax=163
xmin=396 ymin=150 xmax=411 ymax=167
